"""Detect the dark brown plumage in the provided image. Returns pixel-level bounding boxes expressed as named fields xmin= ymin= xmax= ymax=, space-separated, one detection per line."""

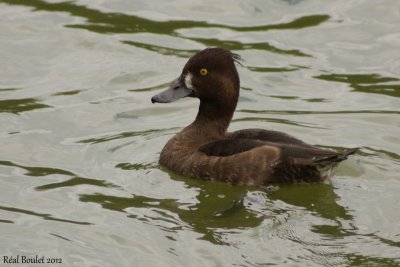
xmin=151 ymin=48 xmax=358 ymax=185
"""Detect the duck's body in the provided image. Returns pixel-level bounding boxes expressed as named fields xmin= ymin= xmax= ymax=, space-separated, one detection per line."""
xmin=152 ymin=48 xmax=357 ymax=185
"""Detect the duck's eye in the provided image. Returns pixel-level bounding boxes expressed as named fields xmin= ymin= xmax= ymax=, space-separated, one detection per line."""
xmin=199 ymin=68 xmax=208 ymax=76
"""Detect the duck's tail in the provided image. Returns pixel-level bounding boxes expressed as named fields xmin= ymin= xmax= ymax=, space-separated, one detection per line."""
xmin=313 ymin=147 xmax=359 ymax=166
xmin=272 ymin=147 xmax=359 ymax=183
xmin=313 ymin=147 xmax=359 ymax=180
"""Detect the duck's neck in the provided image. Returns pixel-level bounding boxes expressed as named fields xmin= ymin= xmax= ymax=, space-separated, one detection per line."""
xmin=190 ymin=97 xmax=237 ymax=138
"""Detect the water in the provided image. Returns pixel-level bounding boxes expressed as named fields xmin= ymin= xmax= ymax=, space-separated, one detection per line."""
xmin=1 ymin=0 xmax=399 ymax=266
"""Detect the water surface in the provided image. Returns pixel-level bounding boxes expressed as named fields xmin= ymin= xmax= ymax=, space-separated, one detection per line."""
xmin=1 ymin=0 xmax=400 ymax=266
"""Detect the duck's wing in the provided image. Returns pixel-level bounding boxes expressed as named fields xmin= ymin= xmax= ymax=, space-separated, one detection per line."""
xmin=198 ymin=138 xmax=358 ymax=183
xmin=199 ymin=139 xmax=267 ymax=157
xmin=229 ymin=129 xmax=308 ymax=145
xmin=278 ymin=143 xmax=358 ymax=163
xmin=199 ymin=138 xmax=358 ymax=166
xmin=200 ymin=137 xmax=354 ymax=160
xmin=229 ymin=128 xmax=358 ymax=164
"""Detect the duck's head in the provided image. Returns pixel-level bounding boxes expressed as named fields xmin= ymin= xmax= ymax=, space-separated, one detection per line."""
xmin=151 ymin=48 xmax=241 ymax=109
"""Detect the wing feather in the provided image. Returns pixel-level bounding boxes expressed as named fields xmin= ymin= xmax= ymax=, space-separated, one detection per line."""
xmin=199 ymin=139 xmax=266 ymax=156
xmin=230 ymin=129 xmax=308 ymax=145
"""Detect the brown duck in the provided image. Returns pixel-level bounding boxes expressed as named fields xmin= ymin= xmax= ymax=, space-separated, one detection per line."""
xmin=151 ymin=48 xmax=358 ymax=185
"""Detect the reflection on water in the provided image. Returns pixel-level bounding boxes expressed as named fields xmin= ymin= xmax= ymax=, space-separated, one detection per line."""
xmin=122 ymin=41 xmax=197 ymax=58
xmin=0 ymin=160 xmax=74 ymax=176
xmin=53 ymin=89 xmax=83 ymax=96
xmin=79 ymin=171 xmax=351 ymax=244
xmin=0 ymin=98 xmax=50 ymax=114
xmin=124 ymin=38 xmax=309 ymax=58
xmin=77 ymin=128 xmax=170 ymax=144
xmin=183 ymin=37 xmax=310 ymax=57
xmin=128 ymin=82 xmax=172 ymax=92
xmin=238 ymin=109 xmax=400 ymax=115
xmin=115 ymin=162 xmax=155 ymax=171
xmin=0 ymin=219 xmax=14 ymax=224
xmin=315 ymin=73 xmax=400 ymax=97
xmin=360 ymin=147 xmax=400 ymax=163
xmin=1 ymin=0 xmax=325 ymax=57
xmin=0 ymin=0 xmax=329 ymax=34
xmin=247 ymin=65 xmax=302 ymax=72
xmin=0 ymin=205 xmax=92 ymax=225
xmin=268 ymin=184 xmax=352 ymax=221
xmin=36 ymin=176 xmax=117 ymax=191
xmin=232 ymin=116 xmax=323 ymax=129
xmin=0 ymin=160 xmax=118 ymax=191
xmin=0 ymin=88 xmax=20 ymax=92
xmin=80 ymin=172 xmax=263 ymax=245
xmin=77 ymin=170 xmax=400 ymax=266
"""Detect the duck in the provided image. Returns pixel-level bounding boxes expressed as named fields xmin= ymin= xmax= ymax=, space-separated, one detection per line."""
xmin=151 ymin=48 xmax=358 ymax=185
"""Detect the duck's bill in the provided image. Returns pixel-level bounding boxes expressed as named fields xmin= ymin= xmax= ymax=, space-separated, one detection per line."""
xmin=151 ymin=77 xmax=193 ymax=103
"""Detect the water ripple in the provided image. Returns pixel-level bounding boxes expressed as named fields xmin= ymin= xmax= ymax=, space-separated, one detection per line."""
xmin=238 ymin=109 xmax=400 ymax=115
xmin=0 ymin=98 xmax=51 ymax=114
xmin=0 ymin=205 xmax=92 ymax=225
xmin=185 ymin=37 xmax=310 ymax=57
xmin=0 ymin=0 xmax=330 ymax=34
xmin=79 ymin=177 xmax=264 ymax=245
xmin=0 ymin=160 xmax=119 ymax=191
xmin=315 ymin=73 xmax=400 ymax=98
xmin=77 ymin=128 xmax=176 ymax=144
xmin=122 ymin=41 xmax=197 ymax=58
xmin=232 ymin=116 xmax=324 ymax=129
xmin=0 ymin=219 xmax=14 ymax=224
xmin=52 ymin=89 xmax=84 ymax=96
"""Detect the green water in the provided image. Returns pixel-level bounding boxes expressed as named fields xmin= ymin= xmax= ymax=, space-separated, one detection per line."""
xmin=0 ymin=0 xmax=399 ymax=266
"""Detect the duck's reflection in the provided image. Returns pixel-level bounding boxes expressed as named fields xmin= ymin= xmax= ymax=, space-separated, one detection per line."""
xmin=79 ymin=169 xmax=354 ymax=244
xmin=267 ymin=183 xmax=355 ymax=240
xmin=267 ymin=183 xmax=352 ymax=221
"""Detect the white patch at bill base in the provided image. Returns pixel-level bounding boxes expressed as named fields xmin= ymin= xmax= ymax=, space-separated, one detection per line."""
xmin=184 ymin=72 xmax=194 ymax=89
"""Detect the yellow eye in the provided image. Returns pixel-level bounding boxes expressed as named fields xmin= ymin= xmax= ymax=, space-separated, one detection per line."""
xmin=199 ymin=68 xmax=208 ymax=76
